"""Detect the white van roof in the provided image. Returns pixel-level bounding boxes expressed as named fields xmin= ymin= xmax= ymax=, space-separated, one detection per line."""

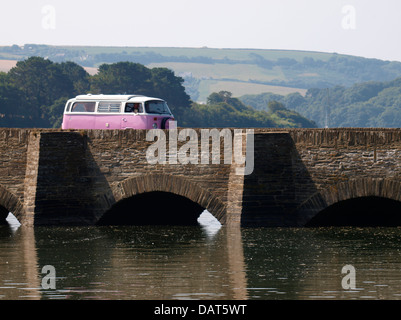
xmin=74 ymin=94 xmax=142 ymax=101
xmin=73 ymin=94 xmax=163 ymax=102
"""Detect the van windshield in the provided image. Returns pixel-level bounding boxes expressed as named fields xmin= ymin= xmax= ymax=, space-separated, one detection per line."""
xmin=145 ymin=100 xmax=171 ymax=114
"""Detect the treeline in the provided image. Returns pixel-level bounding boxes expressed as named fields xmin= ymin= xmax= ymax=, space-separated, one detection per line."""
xmin=240 ymin=77 xmax=401 ymax=128
xmin=263 ymin=54 xmax=401 ymax=88
xmin=181 ymin=91 xmax=317 ymax=128
xmin=0 ymin=57 xmax=191 ymax=128
xmin=0 ymin=57 xmax=316 ymax=129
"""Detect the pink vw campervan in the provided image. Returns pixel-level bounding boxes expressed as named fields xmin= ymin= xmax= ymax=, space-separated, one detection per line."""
xmin=62 ymin=94 xmax=175 ymax=130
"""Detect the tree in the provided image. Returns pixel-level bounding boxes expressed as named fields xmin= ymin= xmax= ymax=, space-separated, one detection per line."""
xmin=206 ymin=91 xmax=247 ymax=112
xmin=181 ymin=92 xmax=315 ymax=128
xmin=150 ymin=67 xmax=191 ymax=116
xmin=268 ymin=100 xmax=287 ymax=113
xmin=90 ymin=61 xmax=153 ymax=94
xmin=7 ymin=57 xmax=74 ymax=123
xmin=207 ymin=91 xmax=232 ymax=104
xmin=59 ymin=61 xmax=90 ymax=95
xmin=0 ymin=82 xmax=29 ymax=127
xmin=42 ymin=97 xmax=68 ymax=128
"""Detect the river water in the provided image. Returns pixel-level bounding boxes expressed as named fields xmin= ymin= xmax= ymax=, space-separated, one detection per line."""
xmin=1 ymin=211 xmax=401 ymax=300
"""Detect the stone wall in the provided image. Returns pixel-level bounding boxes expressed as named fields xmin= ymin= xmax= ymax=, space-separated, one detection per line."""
xmin=83 ymin=129 xmax=236 ymax=224
xmin=18 ymin=129 xmax=238 ymax=225
xmin=2 ymin=128 xmax=401 ymax=226
xmin=0 ymin=129 xmax=30 ymax=222
xmin=240 ymin=128 xmax=401 ymax=226
xmin=288 ymin=129 xmax=401 ymax=226
xmin=0 ymin=129 xmax=30 ymax=199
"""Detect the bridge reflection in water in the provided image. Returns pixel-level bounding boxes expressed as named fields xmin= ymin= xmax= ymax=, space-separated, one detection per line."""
xmin=0 ymin=210 xmax=249 ymax=300
xmin=3 ymin=201 xmax=401 ymax=300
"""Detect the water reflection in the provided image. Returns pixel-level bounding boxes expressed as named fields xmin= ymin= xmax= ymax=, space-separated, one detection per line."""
xmin=197 ymin=211 xmax=222 ymax=238
xmin=1 ymin=211 xmax=401 ymax=300
xmin=0 ymin=221 xmax=41 ymax=299
xmin=5 ymin=213 xmax=21 ymax=232
xmin=242 ymin=227 xmax=401 ymax=299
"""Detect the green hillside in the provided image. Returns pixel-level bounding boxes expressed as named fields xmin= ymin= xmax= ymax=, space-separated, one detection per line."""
xmin=240 ymin=78 xmax=401 ymax=128
xmin=2 ymin=44 xmax=401 ymax=103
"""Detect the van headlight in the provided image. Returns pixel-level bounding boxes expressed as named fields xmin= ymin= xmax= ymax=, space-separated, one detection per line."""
xmin=152 ymin=123 xmax=158 ymax=129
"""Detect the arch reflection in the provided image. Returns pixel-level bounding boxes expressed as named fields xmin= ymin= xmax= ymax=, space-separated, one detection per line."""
xmin=0 ymin=211 xmax=248 ymax=300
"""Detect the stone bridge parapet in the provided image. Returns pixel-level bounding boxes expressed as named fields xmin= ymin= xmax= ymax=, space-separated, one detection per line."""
xmin=1 ymin=128 xmax=401 ymax=227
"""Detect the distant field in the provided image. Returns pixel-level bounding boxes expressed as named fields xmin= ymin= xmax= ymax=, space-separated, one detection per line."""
xmin=60 ymin=46 xmax=336 ymax=62
xmin=0 ymin=59 xmax=97 ymax=75
xmin=0 ymin=59 xmax=17 ymax=72
xmin=3 ymin=45 xmax=401 ymax=103
xmin=147 ymin=61 xmax=308 ymax=101
xmin=0 ymin=58 xmax=306 ymax=100
xmin=197 ymin=80 xmax=306 ymax=103
xmin=147 ymin=62 xmax=286 ymax=82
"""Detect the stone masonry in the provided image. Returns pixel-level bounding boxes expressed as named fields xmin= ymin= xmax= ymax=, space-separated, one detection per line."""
xmin=1 ymin=128 xmax=401 ymax=227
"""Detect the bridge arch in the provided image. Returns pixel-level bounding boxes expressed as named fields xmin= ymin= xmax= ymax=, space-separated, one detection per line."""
xmin=97 ymin=174 xmax=227 ymax=225
xmin=296 ymin=178 xmax=401 ymax=227
xmin=0 ymin=185 xmax=25 ymax=225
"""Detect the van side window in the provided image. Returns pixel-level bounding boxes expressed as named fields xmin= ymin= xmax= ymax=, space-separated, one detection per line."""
xmin=65 ymin=102 xmax=72 ymax=112
xmin=71 ymin=102 xmax=96 ymax=112
xmin=98 ymin=102 xmax=121 ymax=113
xmin=125 ymin=103 xmax=143 ymax=113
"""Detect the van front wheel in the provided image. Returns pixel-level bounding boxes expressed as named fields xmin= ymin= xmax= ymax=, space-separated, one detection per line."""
xmin=161 ymin=117 xmax=171 ymax=129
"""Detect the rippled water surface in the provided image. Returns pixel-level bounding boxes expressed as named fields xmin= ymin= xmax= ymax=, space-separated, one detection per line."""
xmin=1 ymin=211 xmax=401 ymax=300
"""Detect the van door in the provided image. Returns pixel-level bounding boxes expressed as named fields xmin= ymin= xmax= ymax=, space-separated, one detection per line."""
xmin=121 ymin=103 xmax=147 ymax=129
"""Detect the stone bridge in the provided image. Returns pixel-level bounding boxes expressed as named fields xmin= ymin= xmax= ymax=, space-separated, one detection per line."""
xmin=2 ymin=128 xmax=401 ymax=227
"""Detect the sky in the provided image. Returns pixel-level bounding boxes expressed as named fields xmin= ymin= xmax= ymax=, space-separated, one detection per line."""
xmin=1 ymin=0 xmax=401 ymax=61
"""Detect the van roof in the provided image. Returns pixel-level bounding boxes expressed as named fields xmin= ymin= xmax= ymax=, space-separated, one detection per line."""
xmin=74 ymin=94 xmax=142 ymax=101
xmin=73 ymin=94 xmax=163 ymax=102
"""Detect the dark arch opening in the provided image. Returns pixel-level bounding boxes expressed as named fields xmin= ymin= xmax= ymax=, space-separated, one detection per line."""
xmin=97 ymin=191 xmax=206 ymax=226
xmin=305 ymin=196 xmax=401 ymax=227
xmin=0 ymin=206 xmax=8 ymax=225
